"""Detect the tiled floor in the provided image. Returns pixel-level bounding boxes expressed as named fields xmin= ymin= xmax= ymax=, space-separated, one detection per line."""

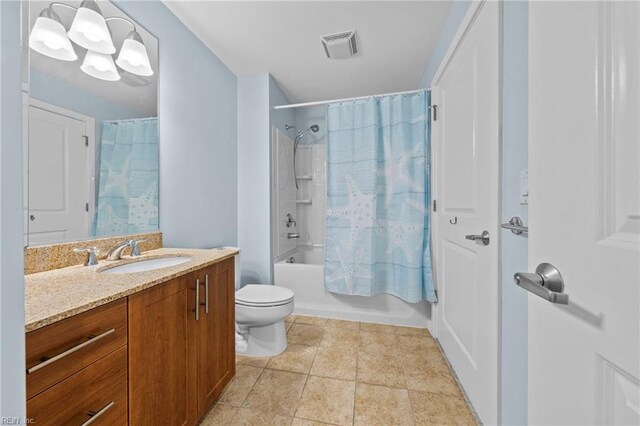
xmin=201 ymin=315 xmax=477 ymax=426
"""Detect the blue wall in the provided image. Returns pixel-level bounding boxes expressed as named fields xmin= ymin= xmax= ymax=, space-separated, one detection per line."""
xmin=0 ymin=0 xmax=26 ymax=417
xmin=114 ymin=1 xmax=238 ymax=249
xmin=293 ymin=106 xmax=326 ymax=145
xmin=238 ymin=74 xmax=271 ymax=285
xmin=237 ymin=74 xmax=293 ymax=285
xmin=419 ymin=0 xmax=472 ymax=88
xmin=420 ymin=2 xmax=529 ymax=424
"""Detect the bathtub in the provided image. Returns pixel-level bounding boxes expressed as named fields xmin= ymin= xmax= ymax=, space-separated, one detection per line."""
xmin=274 ymin=247 xmax=431 ymax=327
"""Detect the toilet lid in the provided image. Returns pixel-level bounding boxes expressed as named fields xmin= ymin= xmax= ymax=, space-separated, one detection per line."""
xmin=235 ymin=284 xmax=294 ymax=306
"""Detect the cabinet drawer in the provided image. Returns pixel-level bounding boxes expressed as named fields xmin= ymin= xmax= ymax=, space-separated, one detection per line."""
xmin=27 ymin=345 xmax=128 ymax=426
xmin=26 ymin=299 xmax=127 ymax=399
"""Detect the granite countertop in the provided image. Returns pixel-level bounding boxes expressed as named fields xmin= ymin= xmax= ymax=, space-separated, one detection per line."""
xmin=25 ymin=247 xmax=239 ymax=332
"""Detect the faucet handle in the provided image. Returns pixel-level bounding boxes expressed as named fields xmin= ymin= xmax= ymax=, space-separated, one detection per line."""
xmin=73 ymin=247 xmax=100 ymax=266
xmin=130 ymin=239 xmax=146 ymax=257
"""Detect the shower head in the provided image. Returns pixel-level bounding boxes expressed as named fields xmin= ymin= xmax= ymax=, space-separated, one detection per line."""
xmin=310 ymin=124 xmax=319 ymax=132
xmin=296 ymin=124 xmax=320 ymax=141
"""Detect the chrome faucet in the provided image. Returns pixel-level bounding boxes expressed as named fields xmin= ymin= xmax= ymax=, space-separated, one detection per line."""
xmin=73 ymin=246 xmax=100 ymax=266
xmin=106 ymin=239 xmax=145 ymax=260
xmin=285 ymin=213 xmax=297 ymax=228
xmin=287 ymin=233 xmax=300 ymax=239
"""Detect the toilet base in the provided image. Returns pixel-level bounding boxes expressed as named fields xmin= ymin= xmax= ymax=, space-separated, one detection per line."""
xmin=236 ymin=319 xmax=287 ymax=357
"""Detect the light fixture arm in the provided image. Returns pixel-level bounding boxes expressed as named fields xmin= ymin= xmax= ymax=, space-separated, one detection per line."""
xmin=48 ymin=1 xmax=137 ymax=32
xmin=105 ymin=16 xmax=136 ymax=32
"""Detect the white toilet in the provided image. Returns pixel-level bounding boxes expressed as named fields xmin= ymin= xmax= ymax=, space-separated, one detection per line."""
xmin=235 ymin=284 xmax=294 ymax=357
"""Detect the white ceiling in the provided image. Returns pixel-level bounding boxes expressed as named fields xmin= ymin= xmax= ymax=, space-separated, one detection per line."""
xmin=164 ymin=1 xmax=453 ymax=103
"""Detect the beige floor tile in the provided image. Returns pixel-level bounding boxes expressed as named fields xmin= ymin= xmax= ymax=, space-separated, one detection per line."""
xmin=287 ymin=323 xmax=324 ymax=346
xmin=321 ymin=327 xmax=359 ymax=350
xmin=392 ymin=325 xmax=431 ymax=337
xmin=231 ymin=407 xmax=293 ymax=426
xmin=218 ymin=365 xmax=264 ymax=406
xmin=286 ymin=321 xmax=293 ymax=331
xmin=310 ymin=346 xmax=358 ymax=381
xmin=242 ymin=369 xmax=307 ymax=417
xmin=291 ymin=419 xmax=331 ymax=426
xmin=354 ymin=383 xmax=414 ymax=425
xmin=397 ymin=335 xmax=439 ymax=354
xmin=237 ymin=354 xmax=271 ymax=368
xmin=200 ymin=403 xmax=238 ymax=425
xmin=295 ymin=315 xmax=328 ymax=327
xmin=404 ymin=366 xmax=462 ymax=396
xmin=409 ymin=390 xmax=476 ymax=425
xmin=266 ymin=344 xmax=317 ymax=374
xmin=357 ymin=351 xmax=406 ymax=388
xmin=358 ymin=331 xmax=399 ymax=355
xmin=285 ymin=314 xmax=299 ymax=324
xmin=295 ymin=376 xmax=356 ymax=426
xmin=360 ymin=322 xmax=397 ymax=334
xmin=325 ymin=319 xmax=360 ymax=331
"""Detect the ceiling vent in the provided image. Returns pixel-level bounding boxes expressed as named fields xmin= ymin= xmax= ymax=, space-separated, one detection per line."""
xmin=321 ymin=31 xmax=358 ymax=59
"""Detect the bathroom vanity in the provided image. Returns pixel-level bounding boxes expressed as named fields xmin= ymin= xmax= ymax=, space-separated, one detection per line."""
xmin=24 ymin=248 xmax=238 ymax=425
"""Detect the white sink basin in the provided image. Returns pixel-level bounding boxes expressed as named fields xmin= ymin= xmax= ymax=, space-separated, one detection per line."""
xmin=99 ymin=257 xmax=192 ymax=274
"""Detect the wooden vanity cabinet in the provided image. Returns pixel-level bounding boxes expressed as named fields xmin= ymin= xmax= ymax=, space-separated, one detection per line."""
xmin=25 ymin=256 xmax=236 ymax=426
xmin=195 ymin=259 xmax=236 ymax=419
xmin=128 ymin=258 xmax=236 ymax=425
xmin=128 ymin=272 xmax=198 ymax=426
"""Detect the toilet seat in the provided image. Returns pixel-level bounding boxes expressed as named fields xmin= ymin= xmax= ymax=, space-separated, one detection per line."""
xmin=236 ymin=284 xmax=294 ymax=307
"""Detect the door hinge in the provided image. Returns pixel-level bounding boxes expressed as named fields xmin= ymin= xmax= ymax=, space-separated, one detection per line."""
xmin=433 ymin=200 xmax=437 ymax=212
xmin=430 ymin=105 xmax=438 ymax=121
xmin=85 ymin=203 xmax=89 ymax=212
xmin=82 ymin=135 xmax=89 ymax=147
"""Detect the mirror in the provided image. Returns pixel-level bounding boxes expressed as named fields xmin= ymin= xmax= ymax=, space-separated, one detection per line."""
xmin=24 ymin=0 xmax=159 ymax=246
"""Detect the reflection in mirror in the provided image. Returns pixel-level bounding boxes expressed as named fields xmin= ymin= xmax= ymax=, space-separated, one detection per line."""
xmin=24 ymin=0 xmax=159 ymax=246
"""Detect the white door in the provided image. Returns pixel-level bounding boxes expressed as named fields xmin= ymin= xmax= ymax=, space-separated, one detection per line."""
xmin=431 ymin=2 xmax=500 ymax=424
xmin=28 ymin=105 xmax=89 ymax=244
xmin=528 ymin=1 xmax=640 ymax=424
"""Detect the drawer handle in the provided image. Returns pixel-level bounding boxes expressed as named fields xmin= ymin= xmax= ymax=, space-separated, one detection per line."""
xmin=204 ymin=274 xmax=209 ymax=314
xmin=26 ymin=329 xmax=116 ymax=374
xmin=81 ymin=401 xmax=115 ymax=426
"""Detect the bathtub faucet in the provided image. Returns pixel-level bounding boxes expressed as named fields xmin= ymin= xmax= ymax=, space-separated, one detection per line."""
xmin=287 ymin=233 xmax=300 ymax=239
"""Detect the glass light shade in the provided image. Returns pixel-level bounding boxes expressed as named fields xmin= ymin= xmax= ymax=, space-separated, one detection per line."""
xmin=81 ymin=51 xmax=120 ymax=81
xmin=29 ymin=16 xmax=78 ymax=61
xmin=68 ymin=7 xmax=115 ymax=54
xmin=116 ymin=38 xmax=153 ymax=76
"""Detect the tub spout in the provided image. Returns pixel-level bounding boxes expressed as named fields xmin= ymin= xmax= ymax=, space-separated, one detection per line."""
xmin=287 ymin=233 xmax=300 ymax=239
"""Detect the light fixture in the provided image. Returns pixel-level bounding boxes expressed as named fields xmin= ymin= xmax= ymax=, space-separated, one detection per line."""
xmin=29 ymin=1 xmax=155 ymax=81
xmin=81 ymin=50 xmax=120 ymax=81
xmin=116 ymin=30 xmax=153 ymax=76
xmin=29 ymin=7 xmax=77 ymax=61
xmin=67 ymin=0 xmax=115 ymax=54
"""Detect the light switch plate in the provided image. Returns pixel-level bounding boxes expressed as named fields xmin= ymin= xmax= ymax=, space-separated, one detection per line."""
xmin=520 ymin=169 xmax=529 ymax=204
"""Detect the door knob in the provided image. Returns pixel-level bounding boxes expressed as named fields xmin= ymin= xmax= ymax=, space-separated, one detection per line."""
xmin=514 ymin=263 xmax=569 ymax=304
xmin=465 ymin=230 xmax=490 ymax=245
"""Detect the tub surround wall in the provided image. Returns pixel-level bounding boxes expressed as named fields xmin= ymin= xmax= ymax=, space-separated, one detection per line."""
xmin=295 ymin=145 xmax=327 ymax=248
xmin=24 ymin=232 xmax=163 ymax=275
xmin=272 ymin=128 xmax=297 ymax=260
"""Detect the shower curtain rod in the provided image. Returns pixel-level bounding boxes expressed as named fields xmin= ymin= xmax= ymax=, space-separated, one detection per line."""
xmin=272 ymin=88 xmax=431 ymax=110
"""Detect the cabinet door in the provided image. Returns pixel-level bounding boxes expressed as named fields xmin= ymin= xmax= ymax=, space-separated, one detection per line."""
xmin=196 ymin=258 xmax=236 ymax=419
xmin=128 ymin=274 xmax=198 ymax=426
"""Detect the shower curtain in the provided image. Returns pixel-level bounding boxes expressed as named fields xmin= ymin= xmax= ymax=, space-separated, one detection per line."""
xmin=94 ymin=118 xmax=158 ymax=236
xmin=324 ymin=90 xmax=436 ymax=303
